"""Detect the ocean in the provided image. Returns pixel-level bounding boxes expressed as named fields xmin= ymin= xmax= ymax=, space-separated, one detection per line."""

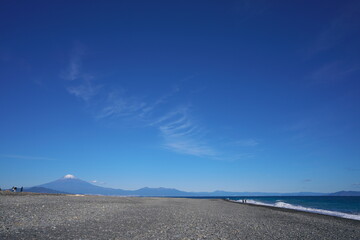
xmin=225 ymin=196 xmax=360 ymax=221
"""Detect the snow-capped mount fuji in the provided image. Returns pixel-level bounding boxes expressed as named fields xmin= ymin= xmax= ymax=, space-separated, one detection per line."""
xmin=63 ymin=174 xmax=76 ymax=179
xmin=36 ymin=174 xmax=197 ymax=196
xmin=37 ymin=174 xmax=129 ymax=195
xmin=36 ymin=174 xmax=194 ymax=196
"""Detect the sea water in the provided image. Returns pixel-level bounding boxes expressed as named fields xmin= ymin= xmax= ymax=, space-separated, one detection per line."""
xmin=226 ymin=196 xmax=360 ymax=221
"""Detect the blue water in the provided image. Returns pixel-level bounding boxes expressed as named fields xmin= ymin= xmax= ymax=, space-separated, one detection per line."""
xmin=225 ymin=196 xmax=360 ymax=220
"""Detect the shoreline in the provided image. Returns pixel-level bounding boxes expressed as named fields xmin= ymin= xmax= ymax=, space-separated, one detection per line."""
xmin=225 ymin=199 xmax=360 ymax=222
xmin=2 ymin=191 xmax=359 ymax=221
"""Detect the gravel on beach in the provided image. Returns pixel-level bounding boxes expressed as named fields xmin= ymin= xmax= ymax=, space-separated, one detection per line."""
xmin=1 ymin=193 xmax=359 ymax=240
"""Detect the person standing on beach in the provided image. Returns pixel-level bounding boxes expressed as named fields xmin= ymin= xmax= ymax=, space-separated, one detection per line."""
xmin=20 ymin=187 xmax=23 ymax=192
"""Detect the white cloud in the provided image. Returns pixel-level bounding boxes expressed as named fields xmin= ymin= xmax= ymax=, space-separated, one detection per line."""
xmin=67 ymin=56 xmax=80 ymax=80
xmin=154 ymin=107 xmax=218 ymax=158
xmin=66 ymin=78 xmax=253 ymax=160
xmin=61 ymin=45 xmax=253 ymax=161
xmin=67 ymin=78 xmax=101 ymax=102
xmin=140 ymin=86 xmax=180 ymax=118
xmin=63 ymin=45 xmax=102 ymax=103
xmin=91 ymin=180 xmax=106 ymax=185
xmin=165 ymin=140 xmax=217 ymax=157
xmin=61 ymin=45 xmax=85 ymax=81
xmin=96 ymin=91 xmax=147 ymax=120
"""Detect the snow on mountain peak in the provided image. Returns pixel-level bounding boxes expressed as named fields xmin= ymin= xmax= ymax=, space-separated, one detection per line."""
xmin=63 ymin=174 xmax=76 ymax=179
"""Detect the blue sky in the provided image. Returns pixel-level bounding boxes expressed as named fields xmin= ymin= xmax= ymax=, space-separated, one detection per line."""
xmin=0 ymin=0 xmax=359 ymax=192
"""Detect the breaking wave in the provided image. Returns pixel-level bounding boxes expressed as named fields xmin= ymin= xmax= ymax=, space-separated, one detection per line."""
xmin=234 ymin=199 xmax=360 ymax=221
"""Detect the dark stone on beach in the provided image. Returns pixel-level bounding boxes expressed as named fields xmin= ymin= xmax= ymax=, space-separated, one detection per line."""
xmin=0 ymin=194 xmax=359 ymax=239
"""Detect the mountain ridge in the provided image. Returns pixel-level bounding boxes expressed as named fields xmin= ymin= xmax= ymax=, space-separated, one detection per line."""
xmin=33 ymin=175 xmax=360 ymax=197
xmin=328 ymin=191 xmax=360 ymax=196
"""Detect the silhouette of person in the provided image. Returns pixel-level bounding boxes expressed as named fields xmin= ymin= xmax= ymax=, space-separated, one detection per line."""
xmin=20 ymin=187 xmax=23 ymax=192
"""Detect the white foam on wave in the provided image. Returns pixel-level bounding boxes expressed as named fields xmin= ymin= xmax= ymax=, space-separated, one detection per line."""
xmin=234 ymin=199 xmax=360 ymax=221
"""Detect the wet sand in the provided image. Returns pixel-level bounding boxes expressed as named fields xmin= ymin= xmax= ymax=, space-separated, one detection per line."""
xmin=1 ymin=193 xmax=359 ymax=239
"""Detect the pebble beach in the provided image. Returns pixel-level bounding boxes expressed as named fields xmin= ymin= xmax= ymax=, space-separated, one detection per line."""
xmin=1 ymin=192 xmax=359 ymax=240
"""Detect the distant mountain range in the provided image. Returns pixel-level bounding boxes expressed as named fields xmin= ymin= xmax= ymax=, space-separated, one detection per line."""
xmin=29 ymin=175 xmax=360 ymax=197
xmin=328 ymin=191 xmax=360 ymax=196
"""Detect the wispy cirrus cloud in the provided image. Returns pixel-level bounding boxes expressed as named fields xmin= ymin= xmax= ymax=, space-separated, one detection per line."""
xmin=61 ymin=44 xmax=85 ymax=81
xmin=62 ymin=46 xmax=178 ymax=122
xmin=153 ymin=107 xmax=217 ymax=158
xmin=0 ymin=154 xmax=55 ymax=161
xmin=154 ymin=109 xmax=257 ymax=160
xmin=63 ymin=45 xmax=103 ymax=103
xmin=139 ymin=86 xmax=180 ymax=118
xmin=67 ymin=77 xmax=102 ymax=102
xmin=61 ymin=48 xmax=214 ymax=158
xmin=67 ymin=81 xmax=249 ymax=160
xmin=61 ymin=45 xmax=255 ymax=160
xmin=96 ymin=90 xmax=147 ymax=120
xmin=165 ymin=141 xmax=217 ymax=158
xmin=96 ymin=93 xmax=220 ymax=159
xmin=95 ymin=85 xmax=182 ymax=121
